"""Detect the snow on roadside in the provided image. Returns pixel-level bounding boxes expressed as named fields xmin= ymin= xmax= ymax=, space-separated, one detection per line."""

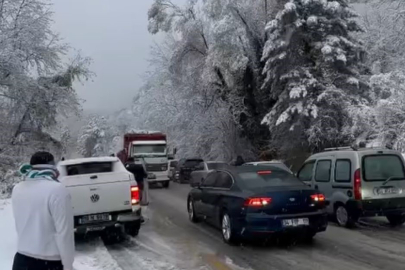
xmin=0 ymin=199 xmax=122 ymax=270
xmin=0 ymin=200 xmax=16 ymax=270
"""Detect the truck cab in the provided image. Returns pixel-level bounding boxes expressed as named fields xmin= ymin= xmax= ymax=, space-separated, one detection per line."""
xmin=118 ymin=132 xmax=172 ymax=188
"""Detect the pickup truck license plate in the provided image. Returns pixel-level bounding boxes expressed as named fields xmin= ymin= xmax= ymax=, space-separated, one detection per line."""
xmin=80 ymin=213 xmax=111 ymax=224
xmin=282 ymin=218 xmax=309 ymax=227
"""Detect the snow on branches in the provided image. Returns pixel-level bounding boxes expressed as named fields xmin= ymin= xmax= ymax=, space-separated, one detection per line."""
xmin=261 ymin=0 xmax=368 ymax=151
xmin=0 ymin=0 xmax=92 ymax=196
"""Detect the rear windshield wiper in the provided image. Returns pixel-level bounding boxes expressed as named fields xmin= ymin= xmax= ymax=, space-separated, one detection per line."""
xmin=383 ymin=176 xmax=404 ymax=185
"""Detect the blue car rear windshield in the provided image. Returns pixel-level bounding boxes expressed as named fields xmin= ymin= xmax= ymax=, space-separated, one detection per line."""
xmin=238 ymin=170 xmax=305 ymax=188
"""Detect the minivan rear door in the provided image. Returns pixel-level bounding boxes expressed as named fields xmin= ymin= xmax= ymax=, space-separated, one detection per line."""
xmin=359 ymin=152 xmax=405 ymax=200
xmin=313 ymin=157 xmax=335 ymax=202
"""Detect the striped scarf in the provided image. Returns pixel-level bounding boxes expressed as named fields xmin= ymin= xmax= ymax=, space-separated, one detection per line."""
xmin=19 ymin=164 xmax=59 ymax=182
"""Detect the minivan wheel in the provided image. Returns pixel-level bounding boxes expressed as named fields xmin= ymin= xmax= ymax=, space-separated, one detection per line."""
xmin=386 ymin=214 xmax=405 ymax=227
xmin=335 ymin=205 xmax=356 ymax=228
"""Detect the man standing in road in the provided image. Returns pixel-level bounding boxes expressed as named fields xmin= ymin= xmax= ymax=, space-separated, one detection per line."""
xmin=12 ymin=151 xmax=75 ymax=270
xmin=234 ymin=155 xmax=245 ymax=166
xmin=125 ymin=157 xmax=148 ymax=223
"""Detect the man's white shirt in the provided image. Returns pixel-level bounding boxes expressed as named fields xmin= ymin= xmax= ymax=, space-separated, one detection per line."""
xmin=12 ymin=178 xmax=75 ymax=269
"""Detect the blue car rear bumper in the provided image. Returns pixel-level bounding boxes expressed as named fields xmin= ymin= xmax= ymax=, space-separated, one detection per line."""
xmin=238 ymin=210 xmax=328 ymax=237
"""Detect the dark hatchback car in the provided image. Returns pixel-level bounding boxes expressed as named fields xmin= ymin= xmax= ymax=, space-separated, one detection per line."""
xmin=174 ymin=158 xmax=204 ymax=183
xmin=187 ymin=165 xmax=328 ymax=244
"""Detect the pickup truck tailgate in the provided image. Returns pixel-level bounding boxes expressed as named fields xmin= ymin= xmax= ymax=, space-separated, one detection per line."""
xmin=61 ymin=171 xmax=133 ymax=216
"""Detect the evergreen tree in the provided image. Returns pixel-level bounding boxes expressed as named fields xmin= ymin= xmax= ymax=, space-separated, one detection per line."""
xmin=261 ymin=0 xmax=369 ymax=155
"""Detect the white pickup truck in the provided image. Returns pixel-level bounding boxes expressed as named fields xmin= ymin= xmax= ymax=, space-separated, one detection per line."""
xmin=57 ymin=157 xmax=141 ymax=240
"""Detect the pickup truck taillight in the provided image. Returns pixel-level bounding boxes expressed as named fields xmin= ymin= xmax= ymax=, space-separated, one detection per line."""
xmin=130 ymin=186 xmax=140 ymax=205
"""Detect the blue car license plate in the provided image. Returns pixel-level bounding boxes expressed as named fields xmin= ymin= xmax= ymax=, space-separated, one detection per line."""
xmin=282 ymin=218 xmax=309 ymax=227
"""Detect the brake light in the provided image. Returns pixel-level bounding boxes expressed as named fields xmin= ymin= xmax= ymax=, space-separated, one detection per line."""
xmin=130 ymin=186 xmax=140 ymax=205
xmin=310 ymin=194 xmax=325 ymax=202
xmin=354 ymin=168 xmax=362 ymax=200
xmin=244 ymin=197 xmax=272 ymax=207
xmin=257 ymin=171 xmax=272 ymax=175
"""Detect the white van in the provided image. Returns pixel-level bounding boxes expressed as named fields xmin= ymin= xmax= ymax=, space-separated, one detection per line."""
xmin=297 ymin=146 xmax=405 ymax=227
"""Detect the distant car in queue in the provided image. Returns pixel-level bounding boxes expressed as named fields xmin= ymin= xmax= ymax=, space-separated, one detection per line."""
xmin=187 ymin=165 xmax=328 ymax=244
xmin=168 ymin=159 xmax=178 ymax=181
xmin=243 ymin=161 xmax=293 ymax=174
xmin=174 ymin=158 xmax=204 ymax=183
xmin=190 ymin=161 xmax=228 ymax=187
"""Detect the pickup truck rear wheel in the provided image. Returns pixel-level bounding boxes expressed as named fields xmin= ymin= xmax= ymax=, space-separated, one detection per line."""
xmin=125 ymin=220 xmax=141 ymax=237
xmin=101 ymin=227 xmax=125 ymax=245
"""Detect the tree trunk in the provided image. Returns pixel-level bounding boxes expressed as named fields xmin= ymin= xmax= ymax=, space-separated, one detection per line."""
xmin=10 ymin=105 xmax=30 ymax=145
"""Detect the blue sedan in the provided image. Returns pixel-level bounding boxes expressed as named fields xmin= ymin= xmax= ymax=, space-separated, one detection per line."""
xmin=187 ymin=165 xmax=328 ymax=244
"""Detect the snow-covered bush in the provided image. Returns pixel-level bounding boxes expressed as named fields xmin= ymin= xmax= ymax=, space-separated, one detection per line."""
xmin=0 ymin=169 xmax=20 ymax=199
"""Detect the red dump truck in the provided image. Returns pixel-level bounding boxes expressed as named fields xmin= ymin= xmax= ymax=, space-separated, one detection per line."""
xmin=117 ymin=132 xmax=171 ymax=188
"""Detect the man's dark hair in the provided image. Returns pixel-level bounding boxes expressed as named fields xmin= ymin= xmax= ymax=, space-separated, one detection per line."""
xmin=30 ymin=151 xmax=55 ymax=166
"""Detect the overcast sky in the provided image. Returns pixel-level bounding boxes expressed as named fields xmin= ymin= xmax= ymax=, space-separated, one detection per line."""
xmin=51 ymin=0 xmax=185 ymax=114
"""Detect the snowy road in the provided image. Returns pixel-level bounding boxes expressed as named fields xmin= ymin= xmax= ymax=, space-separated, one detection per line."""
xmin=108 ymin=183 xmax=405 ymax=270
xmin=3 ymin=184 xmax=405 ymax=270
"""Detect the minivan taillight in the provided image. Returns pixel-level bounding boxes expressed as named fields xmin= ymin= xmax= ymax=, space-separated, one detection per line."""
xmin=354 ymin=169 xmax=362 ymax=200
xmin=130 ymin=186 xmax=140 ymax=205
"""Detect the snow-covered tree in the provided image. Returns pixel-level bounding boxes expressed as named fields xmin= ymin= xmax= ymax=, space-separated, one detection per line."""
xmin=77 ymin=116 xmax=110 ymax=158
xmin=365 ymin=72 xmax=405 ymax=150
xmin=143 ymin=0 xmax=289 ymax=160
xmin=261 ymin=0 xmax=369 ymax=157
xmin=0 ymin=0 xmax=92 ymax=165
xmin=356 ymin=0 xmax=405 ymax=74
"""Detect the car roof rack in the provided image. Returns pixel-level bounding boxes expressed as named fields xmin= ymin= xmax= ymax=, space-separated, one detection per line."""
xmin=323 ymin=146 xmax=355 ymax=152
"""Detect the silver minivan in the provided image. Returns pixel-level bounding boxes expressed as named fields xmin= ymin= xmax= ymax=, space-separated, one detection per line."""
xmin=297 ymin=146 xmax=405 ymax=227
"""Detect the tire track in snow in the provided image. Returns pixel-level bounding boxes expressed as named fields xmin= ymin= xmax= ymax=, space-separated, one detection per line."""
xmin=75 ymin=238 xmax=123 ymax=270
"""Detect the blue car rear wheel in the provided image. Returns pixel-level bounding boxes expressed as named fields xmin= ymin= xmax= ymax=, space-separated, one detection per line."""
xmin=221 ymin=212 xmax=240 ymax=245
